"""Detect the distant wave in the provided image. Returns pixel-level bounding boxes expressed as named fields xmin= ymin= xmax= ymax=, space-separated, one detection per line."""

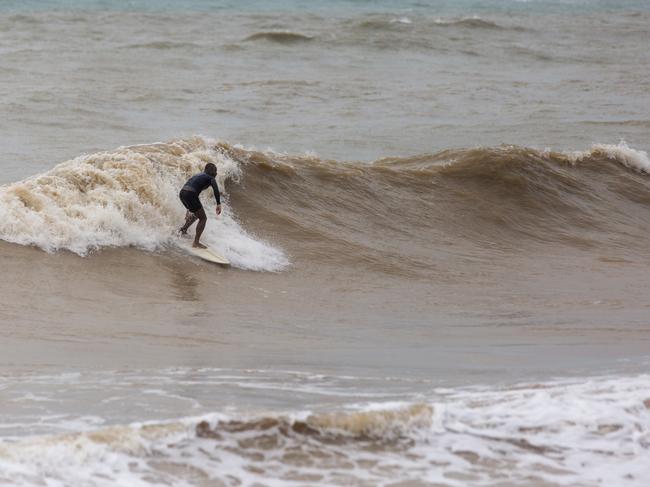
xmin=434 ymin=16 xmax=504 ymax=29
xmin=356 ymin=17 xmax=414 ymax=30
xmin=432 ymin=16 xmax=529 ymax=32
xmin=6 ymin=14 xmax=43 ymax=24
xmin=1 ymin=374 xmax=648 ymax=487
xmin=355 ymin=15 xmax=504 ymax=31
xmin=122 ymin=41 xmax=201 ymax=50
xmin=244 ymin=31 xmax=314 ymax=44
xmin=582 ymin=119 xmax=650 ymax=128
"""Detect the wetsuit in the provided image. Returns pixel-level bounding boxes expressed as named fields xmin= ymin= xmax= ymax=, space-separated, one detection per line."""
xmin=179 ymin=172 xmax=221 ymax=213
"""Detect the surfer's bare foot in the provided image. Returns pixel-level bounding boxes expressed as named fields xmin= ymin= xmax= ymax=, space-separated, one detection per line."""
xmin=193 ymin=242 xmax=207 ymax=249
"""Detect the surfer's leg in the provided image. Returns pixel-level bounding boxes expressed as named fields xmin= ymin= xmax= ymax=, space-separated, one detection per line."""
xmin=193 ymin=208 xmax=208 ymax=249
xmin=180 ymin=211 xmax=197 ymax=234
xmin=179 ymin=190 xmax=203 ymax=235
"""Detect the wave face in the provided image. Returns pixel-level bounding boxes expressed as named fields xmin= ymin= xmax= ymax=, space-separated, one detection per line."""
xmin=2 ymin=138 xmax=650 ymax=275
xmin=220 ymin=141 xmax=650 ymax=275
xmin=1 ymin=374 xmax=648 ymax=487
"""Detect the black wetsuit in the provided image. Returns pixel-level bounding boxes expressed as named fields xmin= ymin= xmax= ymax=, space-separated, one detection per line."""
xmin=179 ymin=172 xmax=221 ymax=213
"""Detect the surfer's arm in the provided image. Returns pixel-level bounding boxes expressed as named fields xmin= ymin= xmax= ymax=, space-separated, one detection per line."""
xmin=211 ymin=178 xmax=222 ymax=215
xmin=210 ymin=178 xmax=221 ymax=205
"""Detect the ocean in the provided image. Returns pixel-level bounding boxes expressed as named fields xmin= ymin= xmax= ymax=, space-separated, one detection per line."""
xmin=0 ymin=1 xmax=649 ymax=486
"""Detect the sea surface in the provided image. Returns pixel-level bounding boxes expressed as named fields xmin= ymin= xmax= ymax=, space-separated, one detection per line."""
xmin=1 ymin=1 xmax=649 ymax=486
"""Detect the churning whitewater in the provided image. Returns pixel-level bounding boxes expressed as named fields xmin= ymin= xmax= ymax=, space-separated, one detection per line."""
xmin=0 ymin=371 xmax=648 ymax=487
xmin=0 ymin=138 xmax=288 ymax=271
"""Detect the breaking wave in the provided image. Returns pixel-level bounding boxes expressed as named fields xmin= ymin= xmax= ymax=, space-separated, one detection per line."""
xmin=1 ymin=374 xmax=648 ymax=486
xmin=220 ymin=140 xmax=650 ymax=271
xmin=0 ymin=137 xmax=288 ymax=271
xmin=2 ymin=137 xmax=649 ymax=274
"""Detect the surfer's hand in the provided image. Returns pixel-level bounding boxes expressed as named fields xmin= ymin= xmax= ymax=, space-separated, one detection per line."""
xmin=216 ymin=204 xmax=222 ymax=216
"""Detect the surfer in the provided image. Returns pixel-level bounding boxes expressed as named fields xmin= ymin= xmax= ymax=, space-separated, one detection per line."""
xmin=178 ymin=163 xmax=222 ymax=249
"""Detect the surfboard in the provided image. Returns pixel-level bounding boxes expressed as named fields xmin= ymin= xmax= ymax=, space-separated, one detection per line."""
xmin=178 ymin=241 xmax=230 ymax=265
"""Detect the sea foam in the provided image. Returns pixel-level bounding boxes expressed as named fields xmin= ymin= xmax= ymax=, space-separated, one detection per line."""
xmin=563 ymin=141 xmax=650 ymax=174
xmin=0 ymin=373 xmax=648 ymax=487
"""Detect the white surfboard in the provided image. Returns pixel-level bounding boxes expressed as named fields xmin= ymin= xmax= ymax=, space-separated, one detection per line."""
xmin=178 ymin=241 xmax=230 ymax=265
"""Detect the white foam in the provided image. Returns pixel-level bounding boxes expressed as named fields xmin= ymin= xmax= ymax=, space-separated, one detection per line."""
xmin=563 ymin=141 xmax=650 ymax=173
xmin=198 ymin=210 xmax=289 ymax=272
xmin=0 ymin=137 xmax=289 ymax=272
xmin=0 ymin=373 xmax=648 ymax=487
